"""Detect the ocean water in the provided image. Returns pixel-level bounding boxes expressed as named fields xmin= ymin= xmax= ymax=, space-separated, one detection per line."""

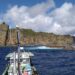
xmin=0 ymin=47 xmax=75 ymax=75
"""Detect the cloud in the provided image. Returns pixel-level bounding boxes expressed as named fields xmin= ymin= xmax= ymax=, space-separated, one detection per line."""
xmin=3 ymin=0 xmax=55 ymax=30
xmin=50 ymin=3 xmax=75 ymax=35
xmin=28 ymin=0 xmax=55 ymax=16
xmin=0 ymin=1 xmax=75 ymax=35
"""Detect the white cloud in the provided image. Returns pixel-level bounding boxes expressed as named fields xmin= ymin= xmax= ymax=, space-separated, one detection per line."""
xmin=28 ymin=0 xmax=55 ymax=16
xmin=0 ymin=1 xmax=75 ymax=35
xmin=50 ymin=3 xmax=75 ymax=35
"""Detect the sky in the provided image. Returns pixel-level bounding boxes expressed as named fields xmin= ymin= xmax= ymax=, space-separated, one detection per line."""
xmin=0 ymin=0 xmax=75 ymax=35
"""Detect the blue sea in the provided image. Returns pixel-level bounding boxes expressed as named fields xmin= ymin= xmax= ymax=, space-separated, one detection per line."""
xmin=0 ymin=46 xmax=75 ymax=75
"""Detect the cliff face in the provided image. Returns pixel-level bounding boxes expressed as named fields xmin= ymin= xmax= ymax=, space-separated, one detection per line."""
xmin=7 ymin=29 xmax=73 ymax=49
xmin=0 ymin=22 xmax=9 ymax=45
xmin=0 ymin=23 xmax=74 ymax=49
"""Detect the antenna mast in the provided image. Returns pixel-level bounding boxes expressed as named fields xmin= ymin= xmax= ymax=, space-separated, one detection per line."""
xmin=16 ymin=28 xmax=21 ymax=75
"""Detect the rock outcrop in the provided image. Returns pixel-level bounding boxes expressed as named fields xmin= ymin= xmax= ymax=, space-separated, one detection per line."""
xmin=0 ymin=22 xmax=9 ymax=45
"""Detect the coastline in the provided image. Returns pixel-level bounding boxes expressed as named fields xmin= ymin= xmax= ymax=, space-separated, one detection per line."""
xmin=0 ymin=44 xmax=75 ymax=50
xmin=0 ymin=22 xmax=74 ymax=50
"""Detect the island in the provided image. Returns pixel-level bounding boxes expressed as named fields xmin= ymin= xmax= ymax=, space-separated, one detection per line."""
xmin=0 ymin=22 xmax=74 ymax=50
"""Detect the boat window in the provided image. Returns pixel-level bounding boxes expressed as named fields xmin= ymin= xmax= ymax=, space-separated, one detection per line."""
xmin=10 ymin=59 xmax=14 ymax=63
xmin=10 ymin=59 xmax=18 ymax=63
xmin=20 ymin=59 xmax=23 ymax=62
xmin=23 ymin=58 xmax=30 ymax=63
xmin=10 ymin=58 xmax=30 ymax=63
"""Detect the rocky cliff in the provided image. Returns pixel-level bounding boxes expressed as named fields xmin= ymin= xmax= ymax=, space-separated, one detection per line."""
xmin=0 ymin=23 xmax=74 ymax=49
xmin=0 ymin=22 xmax=9 ymax=45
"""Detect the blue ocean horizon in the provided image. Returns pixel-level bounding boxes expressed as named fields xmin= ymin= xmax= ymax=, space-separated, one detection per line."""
xmin=0 ymin=46 xmax=75 ymax=75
